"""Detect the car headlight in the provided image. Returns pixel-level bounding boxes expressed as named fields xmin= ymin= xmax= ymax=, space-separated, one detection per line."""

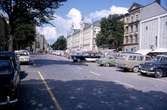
xmin=150 ymin=67 xmax=154 ymax=71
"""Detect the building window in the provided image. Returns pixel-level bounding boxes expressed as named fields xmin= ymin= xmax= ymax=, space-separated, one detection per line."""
xmin=130 ymin=35 xmax=133 ymax=43
xmin=126 ymin=17 xmax=129 ymax=23
xmin=125 ymin=26 xmax=128 ymax=34
xmin=126 ymin=36 xmax=128 ymax=44
xmin=131 ymin=16 xmax=133 ymax=22
xmin=136 ymin=15 xmax=139 ymax=20
xmin=146 ymin=26 xmax=148 ymax=30
xmin=131 ymin=25 xmax=133 ymax=33
xmin=135 ymin=35 xmax=138 ymax=43
xmin=155 ymin=36 xmax=157 ymax=48
xmin=135 ymin=24 xmax=138 ymax=32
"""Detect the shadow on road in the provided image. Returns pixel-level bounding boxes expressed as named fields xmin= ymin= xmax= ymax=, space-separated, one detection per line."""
xmin=13 ymin=79 xmax=167 ymax=110
xmin=20 ymin=71 xmax=28 ymax=80
xmin=31 ymin=59 xmax=88 ymax=67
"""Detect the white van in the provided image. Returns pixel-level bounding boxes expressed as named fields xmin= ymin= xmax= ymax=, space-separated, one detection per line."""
xmin=117 ymin=53 xmax=152 ymax=72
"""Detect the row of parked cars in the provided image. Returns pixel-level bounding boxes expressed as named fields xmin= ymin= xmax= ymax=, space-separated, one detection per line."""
xmin=96 ymin=52 xmax=167 ymax=78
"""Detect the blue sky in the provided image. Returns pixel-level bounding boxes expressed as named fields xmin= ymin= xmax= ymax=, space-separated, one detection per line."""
xmin=56 ymin=0 xmax=155 ymax=17
xmin=37 ymin=0 xmax=167 ymax=44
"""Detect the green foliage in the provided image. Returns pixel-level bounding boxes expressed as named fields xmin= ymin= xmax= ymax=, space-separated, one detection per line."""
xmin=96 ymin=15 xmax=124 ymax=50
xmin=52 ymin=36 xmax=67 ymax=50
xmin=0 ymin=0 xmax=66 ymax=50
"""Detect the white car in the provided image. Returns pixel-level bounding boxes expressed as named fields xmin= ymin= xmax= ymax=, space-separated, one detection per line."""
xmin=15 ymin=50 xmax=30 ymax=64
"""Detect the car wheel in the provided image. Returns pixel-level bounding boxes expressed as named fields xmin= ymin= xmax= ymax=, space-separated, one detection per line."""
xmin=155 ymin=69 xmax=163 ymax=78
xmin=133 ymin=66 xmax=139 ymax=73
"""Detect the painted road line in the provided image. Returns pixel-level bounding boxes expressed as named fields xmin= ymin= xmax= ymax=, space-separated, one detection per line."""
xmin=153 ymin=78 xmax=167 ymax=84
xmin=113 ymin=80 xmax=135 ymax=88
xmin=90 ymin=71 xmax=101 ymax=76
xmin=77 ymin=67 xmax=84 ymax=70
xmin=37 ymin=71 xmax=62 ymax=110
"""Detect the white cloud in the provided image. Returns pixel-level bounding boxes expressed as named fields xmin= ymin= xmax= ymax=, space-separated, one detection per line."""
xmin=36 ymin=26 xmax=57 ymax=44
xmin=110 ymin=6 xmax=128 ymax=14
xmin=37 ymin=6 xmax=128 ymax=44
xmin=67 ymin=8 xmax=82 ymax=29
xmin=89 ymin=5 xmax=128 ymax=21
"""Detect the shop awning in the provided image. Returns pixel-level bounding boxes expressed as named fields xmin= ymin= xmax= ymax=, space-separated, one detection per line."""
xmin=151 ymin=48 xmax=167 ymax=53
xmin=135 ymin=49 xmax=152 ymax=55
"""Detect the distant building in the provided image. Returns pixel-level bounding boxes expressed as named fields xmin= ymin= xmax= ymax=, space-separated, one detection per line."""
xmin=123 ymin=3 xmax=142 ymax=52
xmin=138 ymin=1 xmax=167 ymax=54
xmin=32 ymin=34 xmax=48 ymax=53
xmin=67 ymin=21 xmax=100 ymax=53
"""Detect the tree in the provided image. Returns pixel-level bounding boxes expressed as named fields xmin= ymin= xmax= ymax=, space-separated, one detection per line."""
xmin=52 ymin=36 xmax=67 ymax=50
xmin=0 ymin=0 xmax=66 ymax=51
xmin=0 ymin=16 xmax=9 ymax=50
xmin=96 ymin=14 xmax=124 ymax=50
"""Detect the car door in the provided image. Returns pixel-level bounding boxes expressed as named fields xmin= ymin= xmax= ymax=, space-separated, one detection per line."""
xmin=160 ymin=57 xmax=167 ymax=74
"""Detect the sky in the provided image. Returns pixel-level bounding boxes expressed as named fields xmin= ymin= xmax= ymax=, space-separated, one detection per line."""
xmin=37 ymin=0 xmax=167 ymax=44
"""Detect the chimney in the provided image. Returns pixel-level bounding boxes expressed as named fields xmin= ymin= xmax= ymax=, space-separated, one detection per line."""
xmin=155 ymin=0 xmax=160 ymax=4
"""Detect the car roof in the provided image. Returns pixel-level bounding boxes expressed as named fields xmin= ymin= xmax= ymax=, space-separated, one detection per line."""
xmin=0 ymin=51 xmax=16 ymax=59
xmin=157 ymin=55 xmax=167 ymax=57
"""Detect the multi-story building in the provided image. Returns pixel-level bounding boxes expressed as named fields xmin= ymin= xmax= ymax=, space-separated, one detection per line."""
xmin=123 ymin=3 xmax=142 ymax=52
xmin=32 ymin=34 xmax=48 ymax=53
xmin=67 ymin=21 xmax=100 ymax=53
xmin=138 ymin=1 xmax=167 ymax=54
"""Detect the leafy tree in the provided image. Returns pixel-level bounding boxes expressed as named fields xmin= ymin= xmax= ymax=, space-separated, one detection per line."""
xmin=0 ymin=16 xmax=9 ymax=50
xmin=96 ymin=14 xmax=124 ymax=50
xmin=0 ymin=0 xmax=66 ymax=51
xmin=52 ymin=36 xmax=67 ymax=50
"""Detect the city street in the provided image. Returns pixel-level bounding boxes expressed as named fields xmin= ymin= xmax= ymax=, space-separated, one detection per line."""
xmin=15 ymin=54 xmax=167 ymax=110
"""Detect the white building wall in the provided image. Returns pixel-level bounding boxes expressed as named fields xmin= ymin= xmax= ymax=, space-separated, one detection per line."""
xmin=159 ymin=15 xmax=167 ymax=48
xmin=140 ymin=13 xmax=167 ymax=50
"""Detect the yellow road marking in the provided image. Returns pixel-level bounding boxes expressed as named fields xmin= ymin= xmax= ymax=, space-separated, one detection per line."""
xmin=37 ymin=71 xmax=62 ymax=110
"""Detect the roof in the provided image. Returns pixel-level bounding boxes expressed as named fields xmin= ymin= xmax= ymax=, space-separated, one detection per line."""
xmin=151 ymin=48 xmax=167 ymax=53
xmin=0 ymin=51 xmax=16 ymax=57
xmin=135 ymin=49 xmax=152 ymax=55
xmin=128 ymin=3 xmax=143 ymax=12
xmin=142 ymin=1 xmax=167 ymax=12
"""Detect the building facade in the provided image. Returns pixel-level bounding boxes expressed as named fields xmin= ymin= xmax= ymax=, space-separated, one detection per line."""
xmin=123 ymin=3 xmax=142 ymax=52
xmin=32 ymin=34 xmax=48 ymax=53
xmin=139 ymin=2 xmax=167 ymax=53
xmin=67 ymin=21 xmax=100 ymax=53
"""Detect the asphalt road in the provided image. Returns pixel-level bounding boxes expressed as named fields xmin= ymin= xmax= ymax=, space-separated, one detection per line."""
xmin=8 ymin=54 xmax=167 ymax=110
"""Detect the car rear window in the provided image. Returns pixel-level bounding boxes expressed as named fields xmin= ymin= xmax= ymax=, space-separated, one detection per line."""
xmin=16 ymin=51 xmax=29 ymax=56
xmin=0 ymin=60 xmax=12 ymax=74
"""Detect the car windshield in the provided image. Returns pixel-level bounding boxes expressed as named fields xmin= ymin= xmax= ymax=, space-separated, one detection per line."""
xmin=0 ymin=60 xmax=12 ymax=74
xmin=152 ymin=56 xmax=161 ymax=61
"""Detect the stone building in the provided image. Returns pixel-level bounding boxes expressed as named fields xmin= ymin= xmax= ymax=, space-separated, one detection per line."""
xmin=123 ymin=3 xmax=142 ymax=52
xmin=32 ymin=34 xmax=48 ymax=53
xmin=67 ymin=21 xmax=100 ymax=53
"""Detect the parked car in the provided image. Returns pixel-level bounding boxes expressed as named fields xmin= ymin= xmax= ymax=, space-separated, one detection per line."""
xmin=15 ymin=50 xmax=30 ymax=64
xmin=117 ymin=53 xmax=152 ymax=72
xmin=96 ymin=56 xmax=116 ymax=67
xmin=140 ymin=55 xmax=167 ymax=78
xmin=0 ymin=51 xmax=20 ymax=106
xmin=83 ymin=52 xmax=101 ymax=62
